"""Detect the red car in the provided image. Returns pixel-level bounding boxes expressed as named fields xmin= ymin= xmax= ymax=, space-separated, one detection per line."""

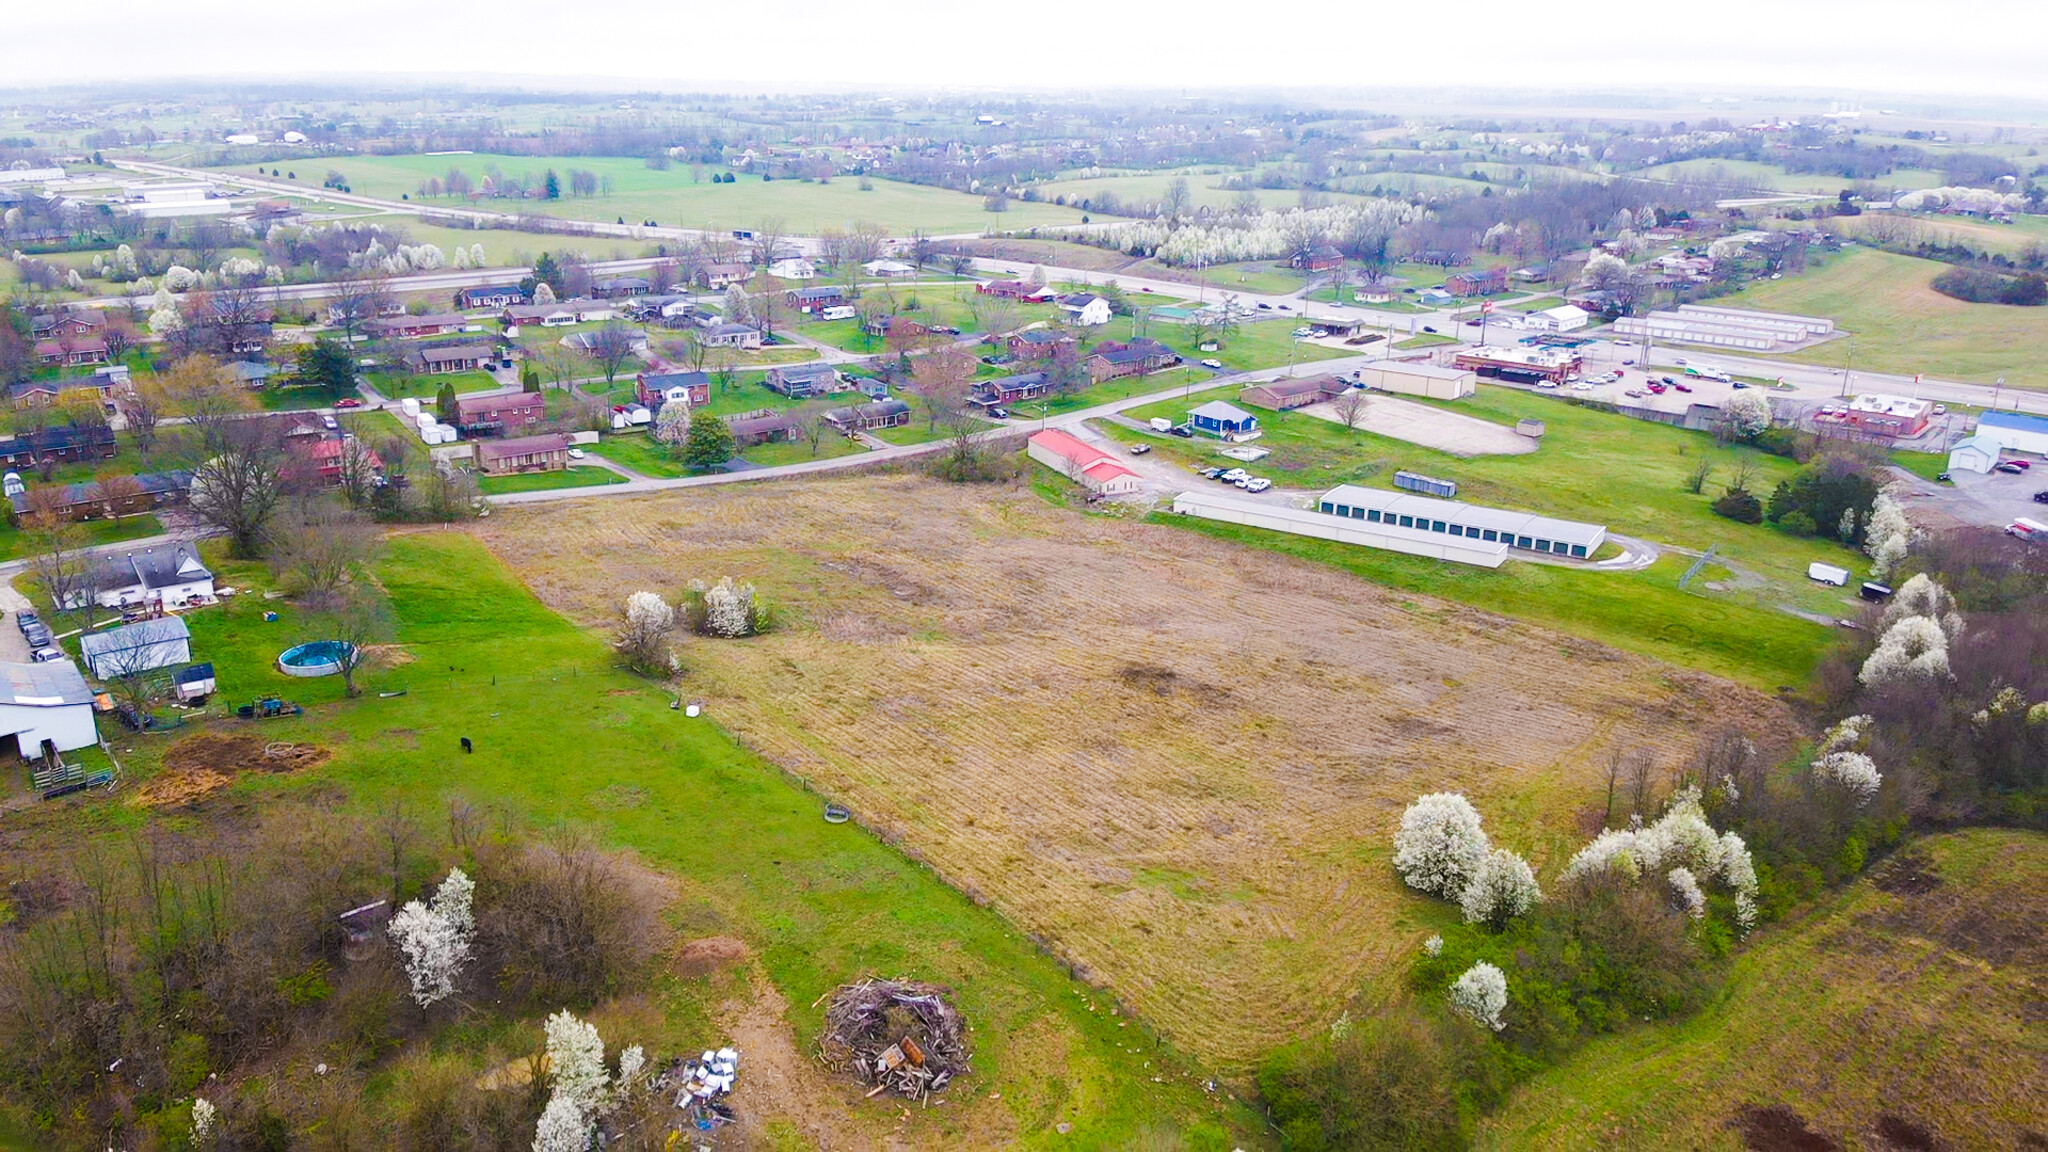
xmin=334 ymin=397 xmax=363 ymax=409
xmin=1673 ymin=383 xmax=1693 ymax=393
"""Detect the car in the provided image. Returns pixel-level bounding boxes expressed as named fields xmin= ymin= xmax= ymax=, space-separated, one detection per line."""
xmin=321 ymin=415 xmax=339 ymax=430
xmin=1624 ymin=389 xmax=1647 ymax=399
xmin=1200 ymin=467 xmax=1225 ymax=479
xmin=1731 ymin=381 xmax=1749 ymax=389
xmin=2009 ymin=459 xmax=2032 ymax=470
xmin=1621 ymin=358 xmax=1636 ymax=366
xmin=22 ymin=626 xmax=51 ymax=649
xmin=1242 ymin=478 xmax=1272 ymax=493
xmin=1139 ymin=286 xmax=1152 ymax=292
xmin=1996 ymin=462 xmax=2026 ymax=474
xmin=1673 ymin=357 xmax=1688 ymax=365
xmin=1422 ymin=325 xmax=1438 ymax=334
xmin=930 ymin=325 xmax=961 ymax=335
xmin=1673 ymin=383 xmax=1693 ymax=393
xmin=1257 ymin=302 xmax=1273 ymax=310
xmin=1464 ymin=319 xmax=1482 ymax=326
xmin=1170 ymin=426 xmax=1193 ymax=438
xmin=567 ymin=448 xmax=586 ymax=460
xmin=1128 ymin=443 xmax=1151 ymax=455
xmin=1932 ymin=403 xmax=1947 ymax=415
xmin=335 ymin=397 xmax=363 ymax=409
xmin=1936 ymin=472 xmax=1952 ymax=482
xmin=988 ymin=407 xmax=1010 ymax=419
xmin=1614 ymin=340 xmax=1635 ymax=347
xmin=1279 ymin=304 xmax=1293 ymax=310
xmin=1538 ymin=381 xmax=1559 ymax=389
xmin=1220 ymin=468 xmax=1250 ymax=483
xmin=31 ymin=648 xmax=64 ymax=663
xmin=15 ymin=612 xmax=40 ymax=635
xmin=1199 ymin=358 xmax=1224 ymax=369
xmin=1292 ymin=327 xmax=1312 ymax=338
xmin=2034 ymin=491 xmax=2048 ymax=504
xmin=1571 ymin=382 xmax=1594 ymax=391
xmin=1647 ymin=383 xmax=1667 ymax=394
xmin=1660 ymin=376 xmax=1676 ymax=385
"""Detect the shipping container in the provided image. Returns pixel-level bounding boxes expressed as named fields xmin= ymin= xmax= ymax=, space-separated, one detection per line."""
xmin=1393 ymin=470 xmax=1458 ymax=498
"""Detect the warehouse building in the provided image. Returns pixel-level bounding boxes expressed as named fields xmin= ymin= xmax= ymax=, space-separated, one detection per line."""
xmin=1354 ymin=361 xmax=1478 ymax=400
xmin=0 ymin=660 xmax=99 ymax=755
xmin=1317 ymin=485 xmax=1607 ymax=558
xmin=1026 ymin=430 xmax=1142 ymax=496
xmin=1171 ymin=491 xmax=1508 ymax=568
xmin=1976 ymin=410 xmax=2048 ymax=457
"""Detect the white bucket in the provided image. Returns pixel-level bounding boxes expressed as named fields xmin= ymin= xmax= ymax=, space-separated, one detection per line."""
xmin=685 ymin=704 xmax=701 ymax=717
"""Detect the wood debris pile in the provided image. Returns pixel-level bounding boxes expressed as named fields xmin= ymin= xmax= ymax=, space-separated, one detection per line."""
xmin=818 ymin=978 xmax=968 ymax=1099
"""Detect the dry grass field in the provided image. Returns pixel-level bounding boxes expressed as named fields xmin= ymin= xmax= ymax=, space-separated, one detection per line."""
xmin=473 ymin=476 xmax=1799 ymax=1069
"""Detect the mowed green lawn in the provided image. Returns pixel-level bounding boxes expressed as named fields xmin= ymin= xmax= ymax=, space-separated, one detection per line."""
xmin=54 ymin=535 xmax=1260 ymax=1147
xmin=1478 ymin=828 xmax=2047 ymax=1150
xmin=0 ymin=514 xmax=164 ymax=562
xmin=477 ymin=464 xmax=626 ymax=494
xmin=227 ymin=154 xmax=1089 ymax=235
xmin=1717 ymin=246 xmax=2048 ymax=389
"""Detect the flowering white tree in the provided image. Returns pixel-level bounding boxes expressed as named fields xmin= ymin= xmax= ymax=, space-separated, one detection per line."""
xmin=615 ymin=591 xmax=678 ymax=673
xmin=1810 ymin=714 xmax=1882 ymax=804
xmin=191 ymin=1097 xmax=217 ymax=1145
xmin=1061 ymin=200 xmax=1422 ymax=267
xmin=723 ymin=284 xmax=753 ymax=325
xmin=1460 ymin=848 xmax=1541 ymax=929
xmin=1449 ymin=961 xmax=1508 ymax=1031
xmin=531 ymin=1095 xmax=588 ymax=1152
xmin=1560 ymin=787 xmax=1760 ymax=934
xmin=470 ymin=243 xmax=488 ymax=268
xmin=1392 ymin=793 xmax=1490 ymax=900
xmin=1667 ymin=867 xmax=1706 ymax=919
xmin=163 ymin=264 xmax=201 ymax=292
xmin=1422 ymin=934 xmax=1443 ymax=958
xmin=1859 ymin=615 xmax=1950 ymax=687
xmin=693 ymin=576 xmax=762 ymax=638
xmin=1882 ymin=573 xmax=1955 ymax=631
xmin=652 ymin=399 xmax=691 ymax=448
xmin=388 ymin=867 xmax=476 ymax=1007
xmin=544 ymin=1010 xmax=611 ymax=1117
xmin=451 ymin=245 xmax=473 ymax=270
xmin=1864 ymin=493 xmax=1912 ymax=578
xmin=533 ymin=281 xmax=558 ymax=304
xmin=1722 ymin=390 xmax=1773 ymax=438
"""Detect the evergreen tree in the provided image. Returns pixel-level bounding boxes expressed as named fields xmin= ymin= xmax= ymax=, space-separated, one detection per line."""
xmin=683 ymin=410 xmax=736 ymax=471
xmin=533 ymin=252 xmax=564 ymax=297
xmin=543 ymin=170 xmax=561 ymax=200
xmin=435 ymin=382 xmax=458 ymax=425
xmin=292 ymin=337 xmax=358 ymax=399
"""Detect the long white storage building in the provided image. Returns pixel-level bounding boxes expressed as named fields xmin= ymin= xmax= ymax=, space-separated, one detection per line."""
xmin=0 ymin=661 xmax=99 ymax=755
xmin=1171 ymin=490 xmax=1510 ymax=568
xmin=1317 ymin=485 xmax=1607 ymax=559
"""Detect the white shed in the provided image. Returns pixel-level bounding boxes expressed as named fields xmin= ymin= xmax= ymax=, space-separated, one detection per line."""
xmin=1945 ymin=434 xmax=2002 ymax=476
xmin=0 ymin=661 xmax=99 ymax=754
xmin=79 ymin=617 xmax=193 ymax=680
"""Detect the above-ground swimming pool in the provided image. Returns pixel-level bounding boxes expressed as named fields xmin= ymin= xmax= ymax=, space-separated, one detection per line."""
xmin=277 ymin=641 xmax=359 ymax=677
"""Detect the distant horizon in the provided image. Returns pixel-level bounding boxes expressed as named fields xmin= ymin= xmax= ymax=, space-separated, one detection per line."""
xmin=6 ymin=0 xmax=2044 ymax=111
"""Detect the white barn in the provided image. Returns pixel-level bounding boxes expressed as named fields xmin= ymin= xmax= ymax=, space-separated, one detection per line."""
xmin=79 ymin=617 xmax=193 ymax=681
xmin=0 ymin=661 xmax=99 ymax=755
xmin=1945 ymin=434 xmax=2002 ymax=476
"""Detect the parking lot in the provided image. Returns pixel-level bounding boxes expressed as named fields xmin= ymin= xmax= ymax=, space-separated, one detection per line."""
xmin=1901 ymin=462 xmax=2048 ymax=532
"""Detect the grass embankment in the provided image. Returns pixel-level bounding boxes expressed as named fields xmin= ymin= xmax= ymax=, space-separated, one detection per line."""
xmin=40 ymin=535 xmax=1261 ymax=1147
xmin=477 ymin=465 xmax=627 ymax=495
xmin=1716 ymin=246 xmax=2048 ymax=390
xmin=1479 ymin=828 xmax=2047 ymax=1150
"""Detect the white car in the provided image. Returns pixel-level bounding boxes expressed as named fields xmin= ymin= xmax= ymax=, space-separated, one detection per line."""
xmin=1292 ymin=327 xmax=1312 ymax=338
xmin=567 ymin=447 xmax=586 ymax=460
xmin=1242 ymin=477 xmax=1272 ymax=493
xmin=1538 ymin=380 xmax=1559 ymax=389
xmin=1571 ymin=382 xmax=1594 ymax=391
xmin=1220 ymin=468 xmax=1250 ymax=483
xmin=1200 ymin=358 xmax=1224 ymax=369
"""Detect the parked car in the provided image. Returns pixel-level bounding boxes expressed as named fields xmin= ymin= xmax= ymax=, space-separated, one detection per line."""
xmin=22 ymin=625 xmax=51 ymax=649
xmin=1292 ymin=327 xmax=1312 ymax=338
xmin=335 ymin=397 xmax=362 ymax=409
xmin=1996 ymin=462 xmax=2027 ymax=474
xmin=1242 ymin=478 xmax=1272 ymax=493
xmin=15 ymin=611 xmax=40 ymax=635
xmin=1199 ymin=358 xmax=1224 ymax=370
xmin=321 ymin=414 xmax=339 ymax=430
xmin=1421 ymin=325 xmax=1438 ymax=334
xmin=567 ymin=448 xmax=586 ymax=460
xmin=2008 ymin=459 xmax=2032 ymax=470
xmin=2033 ymin=490 xmax=2048 ymax=504
xmin=1673 ymin=383 xmax=1693 ymax=393
xmin=1220 ymin=468 xmax=1250 ymax=483
xmin=1933 ymin=403 xmax=1947 ymax=415
xmin=1464 ymin=319 xmax=1482 ymax=326
xmin=1647 ymin=383 xmax=1667 ymax=394
xmin=1570 ymin=382 xmax=1594 ymax=391
xmin=1170 ymin=426 xmax=1193 ymax=438
xmin=1660 ymin=376 xmax=1676 ymax=385
xmin=1128 ymin=443 xmax=1151 ymax=455
xmin=1200 ymin=467 xmax=1225 ymax=479
xmin=31 ymin=648 xmax=64 ymax=663
xmin=1538 ymin=381 xmax=1559 ymax=389
xmin=930 ymin=325 xmax=961 ymax=335
xmin=1731 ymin=381 xmax=1749 ymax=389
xmin=1673 ymin=357 xmax=1688 ymax=365
xmin=1614 ymin=340 xmax=1635 ymax=347
xmin=1624 ymin=389 xmax=1647 ymax=399
xmin=988 ymin=407 xmax=1010 ymax=419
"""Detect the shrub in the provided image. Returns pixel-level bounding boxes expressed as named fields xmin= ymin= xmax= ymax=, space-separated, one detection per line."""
xmin=1448 ymin=962 xmax=1508 ymax=1031
xmin=1392 ymin=793 xmax=1490 ymax=900
xmin=1712 ymin=488 xmax=1763 ymax=523
xmin=1459 ymin=848 xmax=1541 ymax=929
xmin=680 ymin=577 xmax=769 ymax=638
xmin=1257 ymin=1006 xmax=1467 ymax=1152
xmin=1778 ymin=509 xmax=1817 ymax=536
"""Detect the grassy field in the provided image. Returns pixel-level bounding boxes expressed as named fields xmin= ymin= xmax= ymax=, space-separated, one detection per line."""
xmin=1108 ymin=384 xmax=1872 ymax=623
xmin=21 ymin=534 xmax=1261 ymax=1146
xmin=1035 ymin=171 xmax=1354 ymax=213
xmin=365 ymin=368 xmax=501 ymax=401
xmin=217 ymin=154 xmax=1090 ymax=235
xmin=1715 ymin=246 xmax=2048 ymax=389
xmin=477 ymin=464 xmax=627 ymax=494
xmin=585 ymin=432 xmax=683 ymax=478
xmin=1479 ymin=828 xmax=2047 ymax=1150
xmin=471 ymin=476 xmax=1799 ymax=1070
xmin=0 ymin=513 xmax=164 ymax=562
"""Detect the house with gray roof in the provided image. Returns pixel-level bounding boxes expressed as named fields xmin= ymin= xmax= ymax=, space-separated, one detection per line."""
xmin=0 ymin=660 xmax=98 ymax=753
xmin=79 ymin=616 xmax=193 ymax=680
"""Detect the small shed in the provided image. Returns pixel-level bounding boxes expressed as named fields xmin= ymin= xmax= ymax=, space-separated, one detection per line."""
xmin=1188 ymin=401 xmax=1261 ymax=442
xmin=174 ymin=662 xmax=216 ymax=703
xmin=79 ymin=617 xmax=193 ymax=680
xmin=1945 ymin=434 xmax=2001 ymax=476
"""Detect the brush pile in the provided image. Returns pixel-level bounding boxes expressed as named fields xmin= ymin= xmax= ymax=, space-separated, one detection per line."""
xmin=819 ymin=978 xmax=969 ymax=1099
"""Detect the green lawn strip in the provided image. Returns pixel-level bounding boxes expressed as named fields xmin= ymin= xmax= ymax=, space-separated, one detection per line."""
xmin=737 ymin=435 xmax=867 ymax=467
xmin=1146 ymin=322 xmax=1351 ymax=374
xmin=0 ymin=514 xmax=164 ymax=562
xmin=168 ymin=535 xmax=1262 ymax=1146
xmin=365 ymin=369 xmax=501 ymax=401
xmin=1887 ymin=449 xmax=1950 ymax=483
xmin=1394 ymin=333 xmax=1459 ymax=350
xmin=1127 ymin=259 xmax=1311 ymax=296
xmin=586 ymin=433 xmax=686 ymax=478
xmin=1150 ymin=514 xmax=1829 ymax=691
xmin=477 ymin=465 xmax=627 ymax=495
xmin=1028 ymin=367 xmax=1219 ymax=417
xmin=866 ymin=420 xmax=964 ymax=447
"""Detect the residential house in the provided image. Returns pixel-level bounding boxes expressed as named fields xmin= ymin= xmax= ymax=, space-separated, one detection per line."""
xmin=8 ymin=371 xmax=127 ymax=408
xmin=1025 ymin=429 xmax=1141 ymax=496
xmin=566 ymin=299 xmax=617 ymax=323
xmin=977 ymin=279 xmax=1057 ymax=302
xmin=456 ymin=285 xmax=525 ymax=310
xmin=866 ymin=315 xmax=929 ymax=342
xmin=0 ymin=423 xmax=118 ymax=467
xmin=591 ymin=276 xmax=651 ymax=298
xmin=1056 ymin=293 xmax=1113 ymax=327
xmin=225 ymin=360 xmax=276 ymax=387
xmin=1289 ymin=245 xmax=1344 ymax=272
xmin=328 ymin=299 xmax=405 ymax=324
xmin=1415 ymin=250 xmax=1468 ymax=267
xmin=29 ymin=311 xmax=104 ymax=341
xmin=863 ymin=258 xmax=914 ymax=278
xmin=80 ymin=616 xmax=194 ymax=680
xmin=698 ymin=323 xmax=762 ymax=350
xmin=0 ymin=660 xmax=98 ymax=754
xmin=1006 ymin=328 xmax=1077 ymax=361
xmin=767 ymin=258 xmax=817 ymax=280
xmin=454 ymin=391 xmax=546 ymax=436
xmin=765 ymin=362 xmax=841 ymax=399
xmin=1188 ymin=400 xmax=1261 ymax=441
xmin=503 ymin=302 xmax=579 ymax=328
xmin=696 ymin=263 xmax=749 ymax=290
xmin=787 ymin=285 xmax=848 ymax=313
xmin=8 ymin=470 xmax=192 ymax=526
xmin=366 ymin=313 xmax=467 ymax=339
xmin=970 ymin=371 xmax=1049 ymax=408
xmin=404 ymin=344 xmax=498 ymax=374
xmin=636 ymin=370 xmax=711 ymax=410
xmin=288 ymin=435 xmax=383 ymax=489
xmin=34 ymin=334 xmax=110 ymax=367
xmin=625 ymin=295 xmax=696 ymax=325
xmin=1239 ymin=375 xmax=1347 ymax=411
xmin=724 ymin=410 xmax=801 ymax=448
xmin=1418 ymin=288 xmax=1457 ymax=307
xmin=1445 ymin=267 xmax=1507 ymax=296
xmin=72 ymin=542 xmax=213 ymax=611
xmin=1084 ymin=338 xmax=1177 ymax=383
xmin=823 ymin=398 xmax=911 ymax=433
xmin=475 ymin=433 xmax=571 ymax=476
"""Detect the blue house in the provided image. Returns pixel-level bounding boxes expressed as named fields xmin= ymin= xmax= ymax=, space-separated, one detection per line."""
xmin=1189 ymin=401 xmax=1261 ymax=441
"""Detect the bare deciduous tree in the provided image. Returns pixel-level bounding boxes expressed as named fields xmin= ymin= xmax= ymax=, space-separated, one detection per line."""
xmin=187 ymin=417 xmax=287 ymax=557
xmin=586 ymin=322 xmax=641 ymax=386
xmin=327 ymin=272 xmax=392 ymax=344
xmin=1334 ymin=386 xmax=1371 ymax=431
xmin=270 ymin=500 xmax=383 ymax=606
xmin=908 ymin=344 xmax=975 ymax=434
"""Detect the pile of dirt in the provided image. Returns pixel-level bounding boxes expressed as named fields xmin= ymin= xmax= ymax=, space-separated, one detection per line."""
xmin=1871 ymin=850 xmax=1941 ymax=895
xmin=133 ymin=733 xmax=331 ymax=807
xmin=675 ymin=935 xmax=749 ymax=978
xmin=819 ymin=978 xmax=968 ymax=1100
xmin=1734 ymin=1104 xmax=1840 ymax=1151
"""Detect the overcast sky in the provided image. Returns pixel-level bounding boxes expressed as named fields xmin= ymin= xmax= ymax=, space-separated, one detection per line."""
xmin=8 ymin=0 xmax=2042 ymax=105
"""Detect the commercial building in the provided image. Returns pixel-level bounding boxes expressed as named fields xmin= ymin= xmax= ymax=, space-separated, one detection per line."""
xmin=1317 ymin=485 xmax=1607 ymax=558
xmin=1451 ymin=346 xmax=1580 ymax=385
xmin=1611 ymin=305 xmax=1833 ymax=352
xmin=1845 ymin=394 xmax=1932 ymax=439
xmin=1240 ymin=375 xmax=1347 ymax=411
xmin=1026 ymin=430 xmax=1142 ymax=496
xmin=1355 ymin=362 xmax=1478 ymax=400
xmin=1172 ymin=490 xmax=1508 ymax=568
xmin=1976 ymin=410 xmax=2048 ymax=457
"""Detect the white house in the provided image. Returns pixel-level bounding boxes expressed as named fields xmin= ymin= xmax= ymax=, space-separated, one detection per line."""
xmin=1946 ymin=434 xmax=2003 ymax=475
xmin=1058 ymin=294 xmax=1114 ymax=327
xmin=767 ymin=258 xmax=817 ymax=281
xmin=0 ymin=661 xmax=99 ymax=755
xmin=79 ymin=617 xmax=193 ymax=681
xmin=1529 ymin=304 xmax=1590 ymax=332
xmin=863 ymin=259 xmax=915 ymax=278
xmin=72 ymin=544 xmax=215 ymax=611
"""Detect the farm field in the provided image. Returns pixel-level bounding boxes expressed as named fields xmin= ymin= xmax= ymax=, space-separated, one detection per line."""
xmin=471 ymin=475 xmax=1799 ymax=1069
xmin=1479 ymin=828 xmax=2047 ymax=1150
xmin=1715 ymin=246 xmax=2048 ymax=389
xmin=1631 ymin=158 xmax=1948 ymax=195
xmin=9 ymin=534 xmax=1258 ymax=1146
xmin=214 ymin=154 xmax=1090 ymax=235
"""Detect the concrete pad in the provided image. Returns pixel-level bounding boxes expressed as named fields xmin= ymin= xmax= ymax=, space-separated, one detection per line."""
xmin=1297 ymin=394 xmax=1536 ymax=457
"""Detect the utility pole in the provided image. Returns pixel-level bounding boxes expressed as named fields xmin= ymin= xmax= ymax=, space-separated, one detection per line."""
xmin=1838 ymin=343 xmax=1855 ymax=399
